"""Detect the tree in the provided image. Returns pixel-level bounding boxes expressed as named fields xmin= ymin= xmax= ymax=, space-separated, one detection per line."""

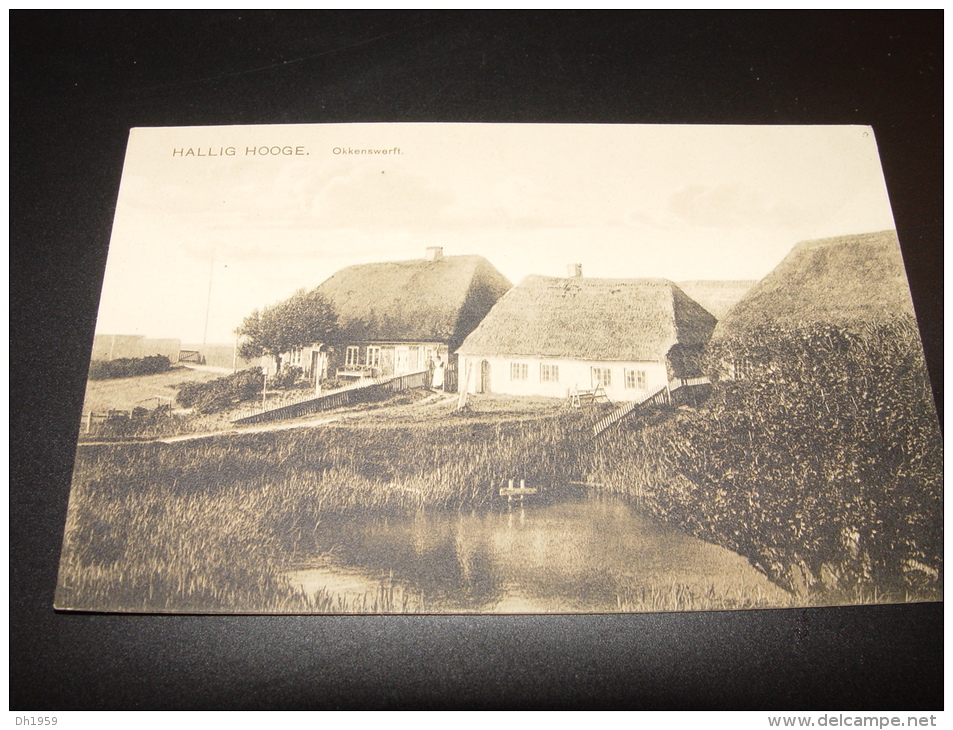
xmin=236 ymin=288 xmax=338 ymax=371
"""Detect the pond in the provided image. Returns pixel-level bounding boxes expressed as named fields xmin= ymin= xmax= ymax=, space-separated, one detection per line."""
xmin=286 ymin=496 xmax=790 ymax=613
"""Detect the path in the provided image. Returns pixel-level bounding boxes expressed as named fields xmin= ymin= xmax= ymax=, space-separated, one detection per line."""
xmin=80 ymin=366 xmax=225 ymax=415
xmin=178 ymin=363 xmax=235 ymax=375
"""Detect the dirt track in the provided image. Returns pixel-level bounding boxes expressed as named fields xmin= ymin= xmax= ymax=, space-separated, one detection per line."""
xmin=77 ymin=392 xmax=459 ymax=446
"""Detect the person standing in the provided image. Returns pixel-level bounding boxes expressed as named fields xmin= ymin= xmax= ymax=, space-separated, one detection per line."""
xmin=432 ymin=355 xmax=445 ymax=391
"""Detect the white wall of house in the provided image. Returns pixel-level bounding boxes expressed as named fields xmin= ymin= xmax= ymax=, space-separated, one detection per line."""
xmin=264 ymin=345 xmax=327 ymax=378
xmin=336 ymin=341 xmax=447 ymax=378
xmin=268 ymin=342 xmax=452 ymax=380
xmin=459 ymin=355 xmax=669 ymax=402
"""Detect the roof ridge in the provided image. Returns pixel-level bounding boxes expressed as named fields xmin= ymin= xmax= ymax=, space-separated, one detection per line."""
xmin=791 ymin=229 xmax=898 ymax=252
xmin=522 ymin=274 xmax=679 ymax=286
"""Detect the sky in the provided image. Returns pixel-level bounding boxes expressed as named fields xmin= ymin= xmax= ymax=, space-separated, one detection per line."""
xmin=95 ymin=123 xmax=897 ymax=344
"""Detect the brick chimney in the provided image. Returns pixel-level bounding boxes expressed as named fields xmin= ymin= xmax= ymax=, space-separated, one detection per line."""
xmin=567 ymin=263 xmax=583 ymax=278
xmin=426 ymin=246 xmax=444 ymax=261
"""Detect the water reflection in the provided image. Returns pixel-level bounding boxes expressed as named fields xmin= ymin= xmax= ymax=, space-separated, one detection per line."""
xmin=287 ymin=496 xmax=788 ymax=612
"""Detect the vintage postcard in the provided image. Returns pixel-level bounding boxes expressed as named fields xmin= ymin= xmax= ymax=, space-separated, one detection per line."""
xmin=55 ymin=124 xmax=941 ymax=614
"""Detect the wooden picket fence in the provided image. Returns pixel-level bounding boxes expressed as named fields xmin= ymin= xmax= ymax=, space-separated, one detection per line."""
xmin=589 ymin=377 xmax=711 ymax=438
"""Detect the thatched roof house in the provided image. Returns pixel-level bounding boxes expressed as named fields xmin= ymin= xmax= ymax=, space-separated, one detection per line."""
xmin=714 ymin=230 xmax=916 ymax=340
xmin=319 ymin=248 xmax=511 ymax=350
xmin=313 ymin=247 xmax=511 ymax=381
xmin=457 ymin=273 xmax=716 ymax=400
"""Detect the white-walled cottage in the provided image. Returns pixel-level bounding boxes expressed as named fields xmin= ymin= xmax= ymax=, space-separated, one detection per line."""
xmin=310 ymin=247 xmax=512 ymax=384
xmin=457 ymin=269 xmax=716 ymax=401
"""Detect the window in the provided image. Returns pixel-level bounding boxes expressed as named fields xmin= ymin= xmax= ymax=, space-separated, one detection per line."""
xmin=510 ymin=362 xmax=529 ymax=381
xmin=625 ymin=369 xmax=647 ymax=390
xmin=540 ymin=363 xmax=559 ymax=382
xmin=345 ymin=346 xmax=360 ymax=367
xmin=592 ymin=367 xmax=612 ymax=388
xmin=366 ymin=346 xmax=381 ymax=368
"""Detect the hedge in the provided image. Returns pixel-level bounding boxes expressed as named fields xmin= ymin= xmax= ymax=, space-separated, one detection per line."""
xmin=592 ymin=319 xmax=942 ymax=599
xmin=88 ymin=355 xmax=172 ymax=380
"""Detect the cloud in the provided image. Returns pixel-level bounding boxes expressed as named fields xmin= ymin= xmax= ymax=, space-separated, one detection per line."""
xmin=309 ymin=166 xmax=455 ymax=230
xmin=667 ymin=184 xmax=769 ymax=228
xmin=296 ymin=165 xmax=591 ymax=234
xmin=663 ymin=183 xmax=830 ymax=233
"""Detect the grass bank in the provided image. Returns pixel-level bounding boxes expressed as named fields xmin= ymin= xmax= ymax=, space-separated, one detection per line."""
xmin=57 ymin=410 xmax=587 ymax=613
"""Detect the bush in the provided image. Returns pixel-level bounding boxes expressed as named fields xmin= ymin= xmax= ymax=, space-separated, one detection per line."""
xmin=269 ymin=366 xmax=303 ymax=390
xmin=175 ymin=367 xmax=265 ymax=414
xmin=193 ymin=389 xmax=233 ymax=414
xmin=588 ymin=319 xmax=941 ymax=600
xmin=667 ymin=320 xmax=942 ymax=596
xmin=175 ymin=382 xmax=201 ymax=408
xmin=89 ymin=355 xmax=171 ymax=380
xmin=233 ymin=368 xmax=267 ymax=401
xmin=87 ymin=406 xmax=181 ymax=440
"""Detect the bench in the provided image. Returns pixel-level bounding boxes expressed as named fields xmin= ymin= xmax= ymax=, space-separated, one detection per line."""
xmin=569 ymin=386 xmax=611 ymax=408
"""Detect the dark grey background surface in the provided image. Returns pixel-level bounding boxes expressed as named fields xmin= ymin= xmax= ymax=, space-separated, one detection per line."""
xmin=11 ymin=11 xmax=942 ymax=709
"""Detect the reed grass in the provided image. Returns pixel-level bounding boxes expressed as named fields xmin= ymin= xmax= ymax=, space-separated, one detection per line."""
xmin=614 ymin=581 xmax=796 ymax=613
xmin=57 ymin=411 xmax=588 ymax=612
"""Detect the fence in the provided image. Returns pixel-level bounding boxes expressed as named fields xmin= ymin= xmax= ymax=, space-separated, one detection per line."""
xmin=382 ymin=370 xmax=430 ymax=392
xmin=591 ymin=386 xmax=668 ymax=437
xmin=178 ymin=350 xmax=205 ymax=364
xmin=589 ymin=377 xmax=712 ymax=438
xmin=444 ymin=361 xmax=458 ymax=393
xmin=669 ymin=376 xmax=711 ymax=408
xmin=231 ymin=370 xmax=430 ymax=425
xmin=81 ymin=402 xmax=173 ymax=435
xmin=669 ymin=376 xmax=710 ymax=391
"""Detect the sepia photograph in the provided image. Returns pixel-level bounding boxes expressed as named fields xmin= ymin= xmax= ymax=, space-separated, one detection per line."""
xmin=54 ymin=122 xmax=942 ymax=614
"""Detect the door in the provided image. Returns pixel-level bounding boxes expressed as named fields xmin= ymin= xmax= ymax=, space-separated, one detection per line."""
xmin=395 ymin=347 xmax=409 ymax=375
xmin=480 ymin=359 xmax=491 ymax=394
xmin=310 ymin=350 xmax=326 ymax=381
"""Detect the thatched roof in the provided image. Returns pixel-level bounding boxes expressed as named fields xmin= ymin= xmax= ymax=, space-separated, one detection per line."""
xmin=458 ymin=276 xmax=716 ymax=361
xmin=714 ymin=230 xmax=916 ymax=340
xmin=317 ymin=254 xmax=512 ymax=348
xmin=676 ymin=280 xmax=757 ymax=320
